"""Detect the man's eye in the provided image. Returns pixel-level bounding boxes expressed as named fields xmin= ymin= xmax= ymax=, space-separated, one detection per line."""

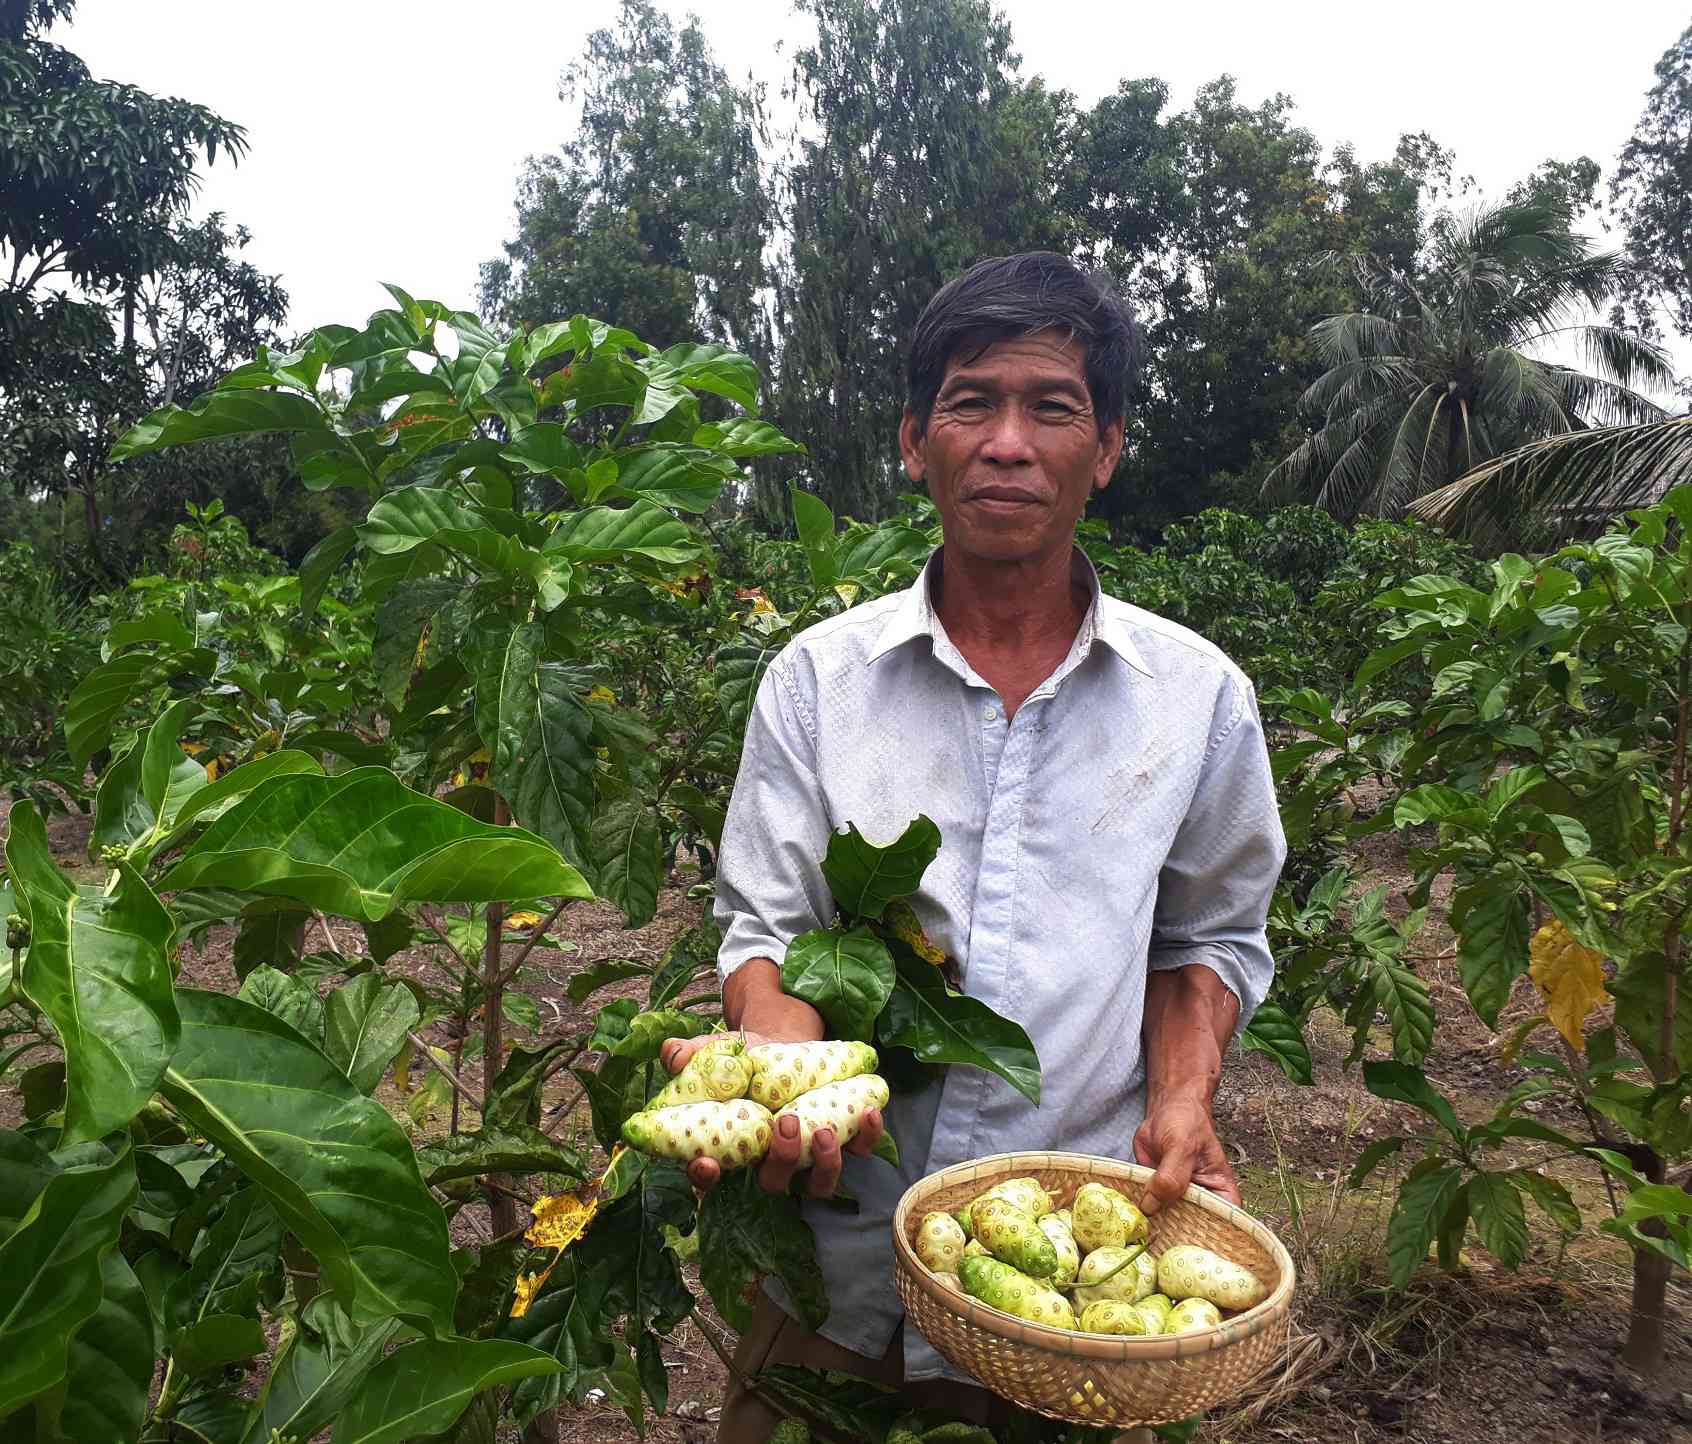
xmin=1037 ymin=400 xmax=1076 ymax=416
xmin=948 ymin=397 xmax=989 ymax=413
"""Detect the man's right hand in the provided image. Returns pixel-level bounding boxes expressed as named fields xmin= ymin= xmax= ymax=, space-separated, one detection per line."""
xmin=658 ymin=958 xmax=884 ymax=1199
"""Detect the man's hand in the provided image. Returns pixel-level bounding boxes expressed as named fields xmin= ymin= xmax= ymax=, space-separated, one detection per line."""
xmin=1138 ymin=963 xmax=1242 ymax=1214
xmin=1132 ymin=1093 xmax=1240 ymax=1212
xmin=658 ymin=957 xmax=882 ymax=1199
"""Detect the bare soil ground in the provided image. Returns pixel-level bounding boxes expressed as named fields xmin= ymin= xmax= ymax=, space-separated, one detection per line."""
xmin=13 ymin=803 xmax=1692 ymax=1443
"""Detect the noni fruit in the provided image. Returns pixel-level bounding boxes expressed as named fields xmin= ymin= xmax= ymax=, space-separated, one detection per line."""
xmin=1156 ymin=1244 xmax=1269 ymax=1310
xmin=916 ymin=1211 xmax=968 ymax=1274
xmin=933 ymin=1271 xmax=964 ymax=1294
xmin=1072 ymin=1244 xmax=1155 ymax=1308
xmin=1166 ymin=1296 xmax=1223 ymax=1333
xmin=1139 ymin=1292 xmax=1174 ymax=1328
xmin=1078 ymin=1299 xmax=1159 ymax=1336
xmin=621 ymin=1098 xmax=773 ymax=1167
xmin=963 ymin=1238 xmax=990 ymax=1258
xmin=1038 ymin=1213 xmax=1080 ymax=1286
xmin=1070 ymin=1182 xmax=1149 ymax=1253
xmin=958 ymin=1255 xmax=1077 ymax=1329
xmin=960 ymin=1176 xmax=1055 ymax=1233
xmin=972 ymin=1196 xmax=1060 ymax=1279
xmin=772 ymin=1072 xmax=889 ymax=1168
xmin=648 ymin=1046 xmax=754 ymax=1110
xmin=747 ymin=1040 xmax=878 ymax=1109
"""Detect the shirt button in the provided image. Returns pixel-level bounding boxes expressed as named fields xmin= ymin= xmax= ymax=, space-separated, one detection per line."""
xmin=983 ymin=705 xmax=997 ymax=720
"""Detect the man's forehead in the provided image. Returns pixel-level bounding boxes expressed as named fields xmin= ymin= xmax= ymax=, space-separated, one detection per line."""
xmin=940 ymin=330 xmax=1088 ymax=388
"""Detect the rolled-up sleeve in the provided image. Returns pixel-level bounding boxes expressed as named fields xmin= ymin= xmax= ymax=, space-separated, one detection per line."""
xmin=713 ymin=659 xmax=837 ymax=983
xmin=1147 ymin=674 xmax=1285 ymax=1035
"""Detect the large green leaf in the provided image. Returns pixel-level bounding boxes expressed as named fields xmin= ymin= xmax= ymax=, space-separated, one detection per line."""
xmin=165 ymin=1187 xmax=285 ymax=1341
xmin=299 ymin=525 xmax=360 ymax=617
xmin=1451 ymin=883 xmax=1531 ymax=1027
xmin=1241 ymin=1004 xmax=1313 ymax=1085
xmin=238 ymin=965 xmax=326 ymax=1045
xmin=414 ymin=1127 xmax=585 ymax=1187
xmin=159 ymin=768 xmax=591 ymax=921
xmin=65 ymin=653 xmax=157 ymax=770
xmin=1368 ymin=958 xmax=1436 ymax=1065
xmin=544 ymin=499 xmax=701 ymax=566
xmin=499 ymin=1253 xmax=618 ymax=1424
xmin=331 ymin=1338 xmax=563 ymax=1444
xmin=607 ymin=445 xmax=735 ymax=512
xmin=7 ymin=806 xmax=180 ymax=1145
xmin=655 ymin=343 xmax=760 ymax=410
xmin=715 ymin=642 xmax=779 ymax=733
xmin=590 ymin=787 xmax=663 ymax=929
xmin=789 ymin=484 xmax=838 ymax=588
xmin=781 ymin=926 xmax=896 ymax=1042
xmin=90 ymin=700 xmax=202 ymax=858
xmin=1386 ymin=1163 xmax=1462 ymax=1287
xmin=877 ymin=961 xmax=1041 ymax=1106
xmin=43 ymin=1250 xmax=154 ymax=1444
xmin=110 ymin=389 xmax=336 ymax=460
xmin=323 ymin=975 xmax=421 ymax=1094
xmin=159 ymin=989 xmax=456 ymax=1332
xmin=1466 ymin=1170 xmax=1528 ymax=1268
xmin=1362 ymin=1061 xmax=1465 ymax=1142
xmin=245 ymin=1295 xmax=401 ymax=1444
xmin=697 ymin=1172 xmax=827 ymax=1332
xmin=0 ymin=1141 xmax=136 ymax=1417
xmin=154 ymin=752 xmax=326 ymax=854
xmin=819 ymin=817 xmax=941 ymax=921
xmin=474 ymin=622 xmax=598 ymax=871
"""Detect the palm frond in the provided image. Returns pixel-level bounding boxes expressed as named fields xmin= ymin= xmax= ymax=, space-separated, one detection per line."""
xmin=1550 ymin=369 xmax=1670 ymax=428
xmin=1411 ymin=416 xmax=1692 ymax=540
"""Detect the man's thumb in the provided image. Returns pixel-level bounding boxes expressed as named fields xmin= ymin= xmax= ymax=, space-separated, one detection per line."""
xmin=1140 ymin=1157 xmax=1189 ymax=1216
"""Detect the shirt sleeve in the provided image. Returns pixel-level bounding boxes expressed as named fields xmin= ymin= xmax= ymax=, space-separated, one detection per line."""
xmin=712 ymin=657 xmax=837 ymax=984
xmin=1147 ymin=672 xmax=1286 ymax=1037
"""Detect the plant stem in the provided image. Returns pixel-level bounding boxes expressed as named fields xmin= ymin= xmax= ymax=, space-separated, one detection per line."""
xmin=404 ymin=1029 xmax=484 ymax=1113
xmin=484 ymin=798 xmax=518 ymax=1236
xmin=493 ymin=895 xmax=573 ymax=990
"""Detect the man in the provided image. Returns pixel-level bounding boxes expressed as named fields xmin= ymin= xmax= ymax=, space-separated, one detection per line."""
xmin=662 ymin=252 xmax=1285 ymax=1438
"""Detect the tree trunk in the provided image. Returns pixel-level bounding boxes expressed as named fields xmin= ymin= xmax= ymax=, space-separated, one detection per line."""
xmin=1622 ymin=1146 xmax=1670 ymax=1374
xmin=80 ymin=480 xmax=102 ymax=566
xmin=483 ymin=800 xmax=516 ymax=1237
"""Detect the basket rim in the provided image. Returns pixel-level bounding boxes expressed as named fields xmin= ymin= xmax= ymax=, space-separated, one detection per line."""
xmin=892 ymin=1150 xmax=1296 ymax=1364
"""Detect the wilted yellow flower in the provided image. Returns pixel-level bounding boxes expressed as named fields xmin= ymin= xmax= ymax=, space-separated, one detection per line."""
xmin=1528 ymin=919 xmax=1608 ymax=1052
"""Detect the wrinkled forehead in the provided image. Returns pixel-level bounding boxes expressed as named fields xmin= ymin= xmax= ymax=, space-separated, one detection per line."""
xmin=939 ymin=327 xmax=1090 ymax=389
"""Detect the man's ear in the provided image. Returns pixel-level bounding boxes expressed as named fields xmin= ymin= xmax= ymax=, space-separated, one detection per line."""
xmin=1093 ymin=419 xmax=1126 ymax=492
xmin=899 ymin=408 xmax=927 ymax=484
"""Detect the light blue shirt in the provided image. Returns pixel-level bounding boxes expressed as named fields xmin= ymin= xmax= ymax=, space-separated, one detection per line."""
xmin=714 ymin=546 xmax=1285 ymax=1378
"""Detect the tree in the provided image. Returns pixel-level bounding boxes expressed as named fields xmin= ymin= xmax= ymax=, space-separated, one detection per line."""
xmin=771 ymin=0 xmax=1079 ymax=521
xmin=480 ymin=0 xmax=775 ymax=358
xmin=0 ymin=0 xmax=276 ymax=569
xmin=1264 ymin=196 xmax=1674 ymax=535
xmin=1079 ymin=78 xmax=1445 ymax=533
xmin=1612 ymin=21 xmax=1692 ymax=362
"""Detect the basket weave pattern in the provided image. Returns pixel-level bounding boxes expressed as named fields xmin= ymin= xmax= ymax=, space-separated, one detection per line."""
xmin=892 ymin=1152 xmax=1295 ymax=1427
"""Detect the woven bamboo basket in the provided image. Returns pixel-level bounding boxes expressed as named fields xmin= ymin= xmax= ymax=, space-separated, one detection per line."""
xmin=892 ymin=1151 xmax=1295 ymax=1428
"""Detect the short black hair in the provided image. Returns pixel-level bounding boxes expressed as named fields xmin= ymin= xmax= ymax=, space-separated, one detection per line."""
xmin=905 ymin=252 xmax=1142 ymax=436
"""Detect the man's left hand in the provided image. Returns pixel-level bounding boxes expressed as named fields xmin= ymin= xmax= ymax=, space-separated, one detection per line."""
xmin=1132 ymin=1093 xmax=1240 ymax=1214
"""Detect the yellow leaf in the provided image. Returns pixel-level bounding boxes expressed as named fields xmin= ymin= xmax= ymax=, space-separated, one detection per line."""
xmin=833 ymin=582 xmax=861 ymax=606
xmin=1528 ymin=920 xmax=1608 ymax=1052
xmin=506 ymin=910 xmax=544 ymax=929
xmin=509 ymin=1268 xmax=545 ymax=1319
xmin=526 ymin=1191 xmax=598 ymax=1252
xmin=204 ymin=759 xmax=220 ymax=782
xmin=180 ymin=739 xmax=206 ymax=756
xmin=883 ymin=899 xmax=946 ymax=967
xmin=587 ymin=685 xmax=616 ymax=704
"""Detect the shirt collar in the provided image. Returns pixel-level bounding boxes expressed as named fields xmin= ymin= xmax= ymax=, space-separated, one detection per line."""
xmin=868 ymin=544 xmax=1154 ymax=679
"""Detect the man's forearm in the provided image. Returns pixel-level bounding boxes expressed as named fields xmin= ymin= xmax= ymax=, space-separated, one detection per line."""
xmin=723 ymin=958 xmax=826 ymax=1040
xmin=1142 ymin=964 xmax=1240 ymax=1110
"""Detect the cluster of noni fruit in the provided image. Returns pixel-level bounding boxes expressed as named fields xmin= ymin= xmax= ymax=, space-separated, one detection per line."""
xmin=915 ymin=1177 xmax=1269 ymax=1336
xmin=620 ymin=1035 xmax=889 ymax=1168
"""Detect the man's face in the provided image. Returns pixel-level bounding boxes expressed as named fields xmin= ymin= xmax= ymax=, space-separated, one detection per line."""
xmin=900 ymin=331 xmax=1124 ymax=567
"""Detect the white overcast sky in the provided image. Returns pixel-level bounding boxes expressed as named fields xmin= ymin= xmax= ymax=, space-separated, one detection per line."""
xmin=60 ymin=1 xmax=1692 ymax=387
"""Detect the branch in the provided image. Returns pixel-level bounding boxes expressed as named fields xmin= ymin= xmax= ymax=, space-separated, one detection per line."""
xmin=494 ymin=896 xmax=575 ymax=990
xmin=404 ymin=1029 xmax=484 ymax=1114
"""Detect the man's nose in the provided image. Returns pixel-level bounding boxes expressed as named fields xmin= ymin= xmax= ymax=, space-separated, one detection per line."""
xmin=981 ymin=404 xmax=1037 ymax=465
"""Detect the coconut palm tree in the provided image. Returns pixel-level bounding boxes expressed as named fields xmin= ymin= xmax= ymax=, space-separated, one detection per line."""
xmin=1410 ymin=412 xmax=1692 ymax=539
xmin=1266 ymin=197 xmax=1677 ymax=536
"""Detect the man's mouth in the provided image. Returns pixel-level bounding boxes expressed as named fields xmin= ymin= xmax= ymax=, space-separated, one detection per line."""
xmin=966 ymin=488 xmax=1042 ymax=508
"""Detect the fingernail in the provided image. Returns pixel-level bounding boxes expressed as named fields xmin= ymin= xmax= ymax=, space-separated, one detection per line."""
xmin=815 ymin=1128 xmax=835 ymax=1149
xmin=780 ymin=1115 xmax=799 ymax=1138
